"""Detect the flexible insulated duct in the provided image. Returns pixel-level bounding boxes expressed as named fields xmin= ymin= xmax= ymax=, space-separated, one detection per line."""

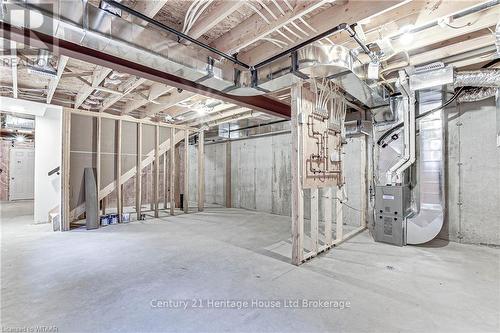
xmin=458 ymin=87 xmax=497 ymax=102
xmin=454 ymin=69 xmax=500 ymax=87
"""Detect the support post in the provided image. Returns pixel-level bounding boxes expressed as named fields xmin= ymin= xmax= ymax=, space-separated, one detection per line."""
xmin=61 ymin=109 xmax=71 ymax=231
xmin=136 ymin=123 xmax=142 ymax=220
xmin=163 ymin=151 xmax=168 ymax=210
xmin=102 ymin=196 xmax=107 ymax=215
xmin=197 ymin=130 xmax=205 ymax=212
xmin=169 ymin=128 xmax=176 ymax=215
xmin=311 ymin=188 xmax=319 ymax=254
xmin=116 ymin=119 xmax=123 ymax=222
xmin=291 ymin=82 xmax=304 ymax=265
xmin=183 ymin=130 xmax=189 ymax=213
xmin=336 ymin=187 xmax=343 ymax=241
xmin=154 ymin=125 xmax=160 ymax=217
xmin=96 ymin=116 xmax=101 ymax=215
xmin=324 ymin=187 xmax=333 ymax=246
xmin=225 ymin=141 xmax=231 ymax=208
xmin=360 ymin=136 xmax=368 ymax=228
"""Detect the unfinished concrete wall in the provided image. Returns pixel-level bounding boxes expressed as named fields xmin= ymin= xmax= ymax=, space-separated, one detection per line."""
xmin=230 ymin=133 xmax=292 ymax=214
xmin=188 ymin=142 xmax=225 ymax=206
xmin=188 ymin=133 xmax=363 ymax=226
xmin=190 ymin=97 xmax=499 ymax=247
xmin=443 ymin=97 xmax=500 ymax=246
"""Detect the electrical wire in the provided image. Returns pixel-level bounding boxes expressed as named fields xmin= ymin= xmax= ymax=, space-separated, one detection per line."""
xmin=376 ymin=58 xmax=500 ymax=147
xmin=376 ymin=86 xmax=464 ymax=146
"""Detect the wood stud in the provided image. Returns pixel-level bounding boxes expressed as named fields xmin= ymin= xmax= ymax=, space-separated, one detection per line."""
xmin=116 ymin=119 xmax=123 ymax=222
xmin=136 ymin=123 xmax=143 ymax=220
xmin=169 ymin=128 xmax=176 ymax=215
xmin=154 ymin=125 xmax=160 ymax=217
xmin=183 ymin=130 xmax=189 ymax=214
xmin=198 ymin=130 xmax=205 ymax=212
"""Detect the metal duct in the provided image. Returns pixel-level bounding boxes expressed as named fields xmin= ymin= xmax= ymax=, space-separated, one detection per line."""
xmin=0 ymin=1 xmax=388 ymax=108
xmin=454 ymin=69 xmax=500 ymax=87
xmin=406 ymin=90 xmax=444 ymax=244
xmin=458 ymin=87 xmax=497 ymax=102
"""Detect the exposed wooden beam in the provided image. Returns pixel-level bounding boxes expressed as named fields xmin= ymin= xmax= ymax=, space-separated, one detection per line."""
xmin=122 ymin=83 xmax=173 ymax=115
xmin=188 ymin=107 xmax=250 ymax=127
xmin=238 ymin=0 xmax=405 ymax=65
xmin=206 ymin=110 xmax=256 ymax=127
xmin=74 ymin=67 xmax=112 ymax=108
xmin=131 ymin=0 xmax=169 ymax=24
xmin=177 ymin=103 xmax=238 ymax=124
xmin=409 ymin=33 xmax=495 ymax=67
xmin=47 ymin=55 xmax=69 ymax=104
xmin=211 ymin=0 xmax=333 ymax=54
xmin=3 ymin=22 xmax=291 ymax=118
xmin=187 ymin=1 xmax=244 ymax=39
xmin=100 ymin=77 xmax=146 ymax=112
xmin=335 ymin=1 xmax=498 ymax=58
xmin=391 ymin=8 xmax=499 ymax=55
xmin=142 ymin=90 xmax=195 ymax=118
xmin=87 ymin=0 xmax=167 ymax=111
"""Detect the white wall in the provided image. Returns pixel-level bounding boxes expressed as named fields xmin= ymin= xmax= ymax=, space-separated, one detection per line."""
xmin=34 ymin=107 xmax=62 ymax=223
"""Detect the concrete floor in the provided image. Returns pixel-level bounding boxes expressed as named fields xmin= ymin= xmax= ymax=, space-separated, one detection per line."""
xmin=1 ymin=200 xmax=499 ymax=333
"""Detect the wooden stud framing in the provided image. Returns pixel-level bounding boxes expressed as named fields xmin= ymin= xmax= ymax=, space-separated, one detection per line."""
xmin=102 ymin=196 xmax=107 ymax=215
xmin=96 ymin=116 xmax=101 ymax=215
xmin=197 ymin=130 xmax=205 ymax=212
xmin=68 ymin=107 xmax=195 ymax=131
xmin=183 ymin=130 xmax=189 ymax=214
xmin=335 ymin=187 xmax=343 ymax=241
xmin=169 ymin=128 xmax=176 ymax=215
xmin=61 ymin=109 xmax=71 ymax=231
xmin=163 ymin=151 xmax=168 ymax=210
xmin=136 ymin=123 xmax=143 ymax=220
xmin=324 ymin=187 xmax=333 ymax=246
xmin=310 ymin=188 xmax=319 ymax=254
xmin=154 ymin=125 xmax=160 ymax=217
xmin=225 ymin=141 xmax=232 ymax=208
xmin=116 ymin=119 xmax=123 ymax=222
xmin=360 ymin=135 xmax=368 ymax=228
xmin=291 ymin=82 xmax=304 ymax=266
xmin=289 ymin=81 xmax=370 ymax=264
